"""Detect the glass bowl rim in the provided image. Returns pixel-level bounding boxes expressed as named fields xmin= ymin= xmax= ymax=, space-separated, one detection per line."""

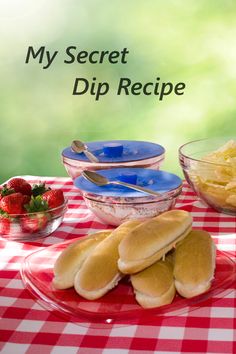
xmin=62 ymin=154 xmax=165 ymax=166
xmin=1 ymin=199 xmax=68 ymax=218
xmin=82 ymin=185 xmax=183 ymax=205
xmin=179 ymin=137 xmax=235 ymax=167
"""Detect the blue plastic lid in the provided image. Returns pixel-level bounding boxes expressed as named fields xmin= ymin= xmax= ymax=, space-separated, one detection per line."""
xmin=74 ymin=168 xmax=182 ymax=198
xmin=62 ymin=140 xmax=165 ymax=163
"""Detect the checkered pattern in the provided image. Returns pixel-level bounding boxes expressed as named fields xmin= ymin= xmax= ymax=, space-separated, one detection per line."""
xmin=1 ymin=176 xmax=236 ymax=354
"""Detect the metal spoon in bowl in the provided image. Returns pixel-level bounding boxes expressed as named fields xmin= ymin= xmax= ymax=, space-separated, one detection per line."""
xmin=82 ymin=170 xmax=161 ymax=197
xmin=71 ymin=140 xmax=99 ymax=163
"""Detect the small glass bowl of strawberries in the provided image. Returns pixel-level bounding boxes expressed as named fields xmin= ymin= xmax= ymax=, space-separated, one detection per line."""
xmin=0 ymin=178 xmax=67 ymax=241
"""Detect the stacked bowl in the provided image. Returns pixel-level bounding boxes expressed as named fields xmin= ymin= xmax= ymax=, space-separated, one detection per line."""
xmin=62 ymin=139 xmax=183 ymax=225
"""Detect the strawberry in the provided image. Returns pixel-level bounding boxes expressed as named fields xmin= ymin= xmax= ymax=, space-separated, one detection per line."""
xmin=7 ymin=178 xmax=32 ymax=196
xmin=22 ymin=195 xmax=31 ymax=207
xmin=21 ymin=213 xmax=48 ymax=233
xmin=0 ymin=193 xmax=25 ymax=214
xmin=0 ymin=185 xmax=15 ymax=200
xmin=42 ymin=190 xmax=64 ymax=209
xmin=21 ymin=195 xmax=49 ymax=234
xmin=0 ymin=216 xmax=10 ymax=235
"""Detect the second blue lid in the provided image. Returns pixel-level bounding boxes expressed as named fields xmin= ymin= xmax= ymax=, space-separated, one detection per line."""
xmin=62 ymin=140 xmax=165 ymax=163
xmin=74 ymin=168 xmax=182 ymax=197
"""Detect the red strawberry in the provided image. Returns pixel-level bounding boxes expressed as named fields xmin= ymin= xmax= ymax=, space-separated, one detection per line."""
xmin=0 ymin=216 xmax=10 ymax=234
xmin=22 ymin=195 xmax=31 ymax=208
xmin=0 ymin=193 xmax=25 ymax=214
xmin=7 ymin=178 xmax=32 ymax=196
xmin=0 ymin=184 xmax=15 ymax=200
xmin=42 ymin=190 xmax=64 ymax=209
xmin=21 ymin=213 xmax=48 ymax=233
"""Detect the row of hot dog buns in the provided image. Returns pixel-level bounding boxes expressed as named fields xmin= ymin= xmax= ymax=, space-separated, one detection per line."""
xmin=53 ymin=210 xmax=216 ymax=308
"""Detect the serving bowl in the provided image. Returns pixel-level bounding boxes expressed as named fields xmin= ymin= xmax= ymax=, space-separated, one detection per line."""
xmin=179 ymin=138 xmax=236 ymax=215
xmin=0 ymin=201 xmax=67 ymax=242
xmin=62 ymin=140 xmax=165 ymax=179
xmin=74 ymin=168 xmax=182 ymax=226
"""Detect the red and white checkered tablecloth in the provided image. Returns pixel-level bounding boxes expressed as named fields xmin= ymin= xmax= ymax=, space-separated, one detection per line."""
xmin=1 ymin=176 xmax=236 ymax=354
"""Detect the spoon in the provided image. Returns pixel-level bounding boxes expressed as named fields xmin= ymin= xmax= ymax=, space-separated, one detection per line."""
xmin=71 ymin=140 xmax=99 ymax=163
xmin=82 ymin=170 xmax=161 ymax=197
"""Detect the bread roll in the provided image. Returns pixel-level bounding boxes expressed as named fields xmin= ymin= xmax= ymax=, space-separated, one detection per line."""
xmin=74 ymin=219 xmax=142 ymax=300
xmin=131 ymin=254 xmax=175 ymax=308
xmin=173 ymin=229 xmax=216 ymax=298
xmin=53 ymin=230 xmax=111 ymax=289
xmin=118 ymin=210 xmax=192 ymax=274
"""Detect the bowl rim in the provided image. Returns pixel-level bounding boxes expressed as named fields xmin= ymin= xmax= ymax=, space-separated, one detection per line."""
xmin=62 ymin=153 xmax=165 ymax=166
xmin=82 ymin=185 xmax=183 ymax=204
xmin=179 ymin=137 xmax=234 ymax=167
xmin=1 ymin=199 xmax=68 ymax=218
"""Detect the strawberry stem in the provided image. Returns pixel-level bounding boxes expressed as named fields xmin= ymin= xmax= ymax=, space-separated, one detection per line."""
xmin=24 ymin=196 xmax=49 ymax=213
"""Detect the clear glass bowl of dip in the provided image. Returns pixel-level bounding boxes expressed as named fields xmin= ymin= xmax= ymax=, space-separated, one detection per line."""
xmin=179 ymin=138 xmax=236 ymax=215
xmin=74 ymin=168 xmax=182 ymax=226
xmin=62 ymin=140 xmax=165 ymax=179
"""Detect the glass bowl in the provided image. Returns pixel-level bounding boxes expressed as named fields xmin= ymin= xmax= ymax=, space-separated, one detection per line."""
xmin=179 ymin=138 xmax=236 ymax=215
xmin=62 ymin=140 xmax=165 ymax=179
xmin=74 ymin=168 xmax=182 ymax=226
xmin=0 ymin=201 xmax=67 ymax=242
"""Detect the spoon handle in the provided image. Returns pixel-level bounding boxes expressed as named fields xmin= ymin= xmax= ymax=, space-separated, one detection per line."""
xmin=112 ymin=181 xmax=161 ymax=196
xmin=84 ymin=149 xmax=99 ymax=163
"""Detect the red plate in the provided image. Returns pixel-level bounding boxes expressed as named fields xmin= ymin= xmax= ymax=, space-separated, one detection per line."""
xmin=21 ymin=237 xmax=236 ymax=326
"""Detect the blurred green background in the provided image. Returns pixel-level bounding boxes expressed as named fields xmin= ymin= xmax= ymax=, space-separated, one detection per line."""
xmin=1 ymin=0 xmax=236 ymax=183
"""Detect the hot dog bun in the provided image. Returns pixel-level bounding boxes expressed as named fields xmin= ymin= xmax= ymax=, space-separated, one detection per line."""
xmin=118 ymin=210 xmax=192 ymax=274
xmin=130 ymin=254 xmax=175 ymax=308
xmin=173 ymin=229 xmax=216 ymax=298
xmin=53 ymin=230 xmax=111 ymax=289
xmin=74 ymin=220 xmax=141 ymax=300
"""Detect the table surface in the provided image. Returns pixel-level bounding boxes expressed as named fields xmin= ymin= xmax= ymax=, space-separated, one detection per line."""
xmin=1 ymin=176 xmax=236 ymax=354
